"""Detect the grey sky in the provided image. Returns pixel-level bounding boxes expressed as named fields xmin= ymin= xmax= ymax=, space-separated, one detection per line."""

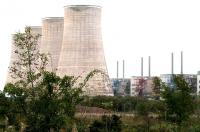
xmin=0 ymin=0 xmax=200 ymax=90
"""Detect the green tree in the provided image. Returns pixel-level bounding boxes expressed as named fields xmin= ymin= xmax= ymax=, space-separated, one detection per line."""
xmin=162 ymin=75 xmax=194 ymax=125
xmin=4 ymin=26 xmax=47 ymax=130
xmin=124 ymin=80 xmax=130 ymax=95
xmin=152 ymin=76 xmax=162 ymax=99
xmin=4 ymin=26 xmax=104 ymax=131
xmin=24 ymin=71 xmax=85 ymax=131
xmin=9 ymin=27 xmax=47 ymax=87
xmin=136 ymin=101 xmax=149 ymax=116
xmin=0 ymin=91 xmax=9 ymax=131
xmin=135 ymin=100 xmax=152 ymax=131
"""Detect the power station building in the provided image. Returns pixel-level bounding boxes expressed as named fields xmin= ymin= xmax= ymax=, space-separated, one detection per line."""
xmin=7 ymin=5 xmax=113 ymax=96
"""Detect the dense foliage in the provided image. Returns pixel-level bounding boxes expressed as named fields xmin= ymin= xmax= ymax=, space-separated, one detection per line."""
xmin=152 ymin=76 xmax=162 ymax=99
xmin=162 ymin=75 xmax=194 ymax=125
xmin=1 ymin=27 xmax=96 ymax=131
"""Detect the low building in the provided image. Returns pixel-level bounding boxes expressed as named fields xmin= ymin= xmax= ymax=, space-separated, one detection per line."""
xmin=160 ymin=74 xmax=175 ymax=89
xmin=130 ymin=76 xmax=154 ymax=97
xmin=110 ymin=78 xmax=131 ymax=96
xmin=160 ymin=74 xmax=197 ymax=94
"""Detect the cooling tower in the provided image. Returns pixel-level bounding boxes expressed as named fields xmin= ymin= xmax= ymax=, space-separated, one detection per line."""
xmin=40 ymin=17 xmax=64 ymax=71
xmin=6 ymin=26 xmax=42 ymax=83
xmin=57 ymin=5 xmax=113 ymax=96
xmin=30 ymin=26 xmax=42 ymax=47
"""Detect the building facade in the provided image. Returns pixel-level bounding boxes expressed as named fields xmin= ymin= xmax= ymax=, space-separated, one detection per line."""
xmin=111 ymin=78 xmax=131 ymax=96
xmin=130 ymin=76 xmax=153 ymax=97
xmin=160 ymin=74 xmax=197 ymax=94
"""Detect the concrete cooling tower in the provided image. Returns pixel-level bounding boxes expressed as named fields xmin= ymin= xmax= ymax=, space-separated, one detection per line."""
xmin=40 ymin=17 xmax=64 ymax=71
xmin=57 ymin=5 xmax=113 ymax=96
xmin=6 ymin=26 xmax=42 ymax=83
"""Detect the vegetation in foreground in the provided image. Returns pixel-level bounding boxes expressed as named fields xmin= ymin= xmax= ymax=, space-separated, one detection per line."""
xmin=1 ymin=27 xmax=200 ymax=132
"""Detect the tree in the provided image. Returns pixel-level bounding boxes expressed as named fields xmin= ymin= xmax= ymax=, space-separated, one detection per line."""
xmin=162 ymin=75 xmax=194 ymax=125
xmin=152 ymin=76 xmax=162 ymax=99
xmin=4 ymin=26 xmax=104 ymax=131
xmin=9 ymin=27 xmax=47 ymax=87
xmin=135 ymin=100 xmax=152 ymax=131
xmin=124 ymin=80 xmax=130 ymax=95
xmin=24 ymin=71 xmax=85 ymax=131
xmin=0 ymin=91 xmax=10 ymax=131
xmin=4 ymin=26 xmax=48 ymax=130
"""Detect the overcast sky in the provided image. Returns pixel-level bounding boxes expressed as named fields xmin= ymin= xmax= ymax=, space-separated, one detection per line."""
xmin=0 ymin=0 xmax=200 ymax=90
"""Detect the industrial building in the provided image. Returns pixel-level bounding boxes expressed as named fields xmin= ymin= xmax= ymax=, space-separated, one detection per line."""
xmin=130 ymin=76 xmax=154 ymax=97
xmin=160 ymin=74 xmax=197 ymax=93
xmin=6 ymin=5 xmax=113 ymax=96
xmin=130 ymin=56 xmax=154 ymax=97
xmin=111 ymin=78 xmax=131 ymax=96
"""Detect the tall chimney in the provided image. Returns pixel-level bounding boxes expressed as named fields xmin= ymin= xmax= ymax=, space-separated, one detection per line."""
xmin=181 ymin=51 xmax=183 ymax=74
xmin=141 ymin=57 xmax=143 ymax=77
xmin=171 ymin=52 xmax=174 ymax=74
xmin=117 ymin=61 xmax=119 ymax=78
xmin=148 ymin=56 xmax=151 ymax=77
xmin=123 ymin=60 xmax=125 ymax=79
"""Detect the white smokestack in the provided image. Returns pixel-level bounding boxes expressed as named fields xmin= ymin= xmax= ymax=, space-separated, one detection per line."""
xmin=123 ymin=60 xmax=125 ymax=79
xmin=141 ymin=57 xmax=143 ymax=77
xmin=171 ymin=52 xmax=174 ymax=74
xmin=117 ymin=61 xmax=119 ymax=78
xmin=181 ymin=51 xmax=183 ymax=74
xmin=148 ymin=56 xmax=151 ymax=77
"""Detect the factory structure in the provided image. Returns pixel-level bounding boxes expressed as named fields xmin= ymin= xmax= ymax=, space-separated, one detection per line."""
xmin=7 ymin=5 xmax=113 ymax=96
xmin=6 ymin=5 xmax=200 ymax=97
xmin=110 ymin=60 xmax=131 ymax=96
xmin=130 ymin=52 xmax=197 ymax=97
xmin=111 ymin=52 xmax=199 ymax=97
